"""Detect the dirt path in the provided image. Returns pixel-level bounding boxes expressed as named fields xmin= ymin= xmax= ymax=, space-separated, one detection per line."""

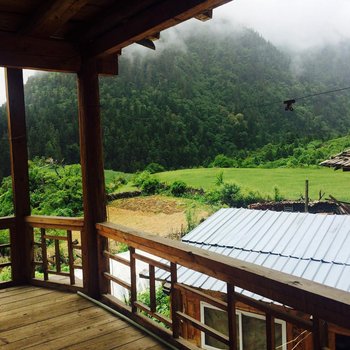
xmin=107 ymin=195 xmax=210 ymax=238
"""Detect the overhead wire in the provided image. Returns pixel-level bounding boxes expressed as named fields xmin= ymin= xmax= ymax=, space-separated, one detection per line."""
xmin=241 ymin=85 xmax=350 ymax=111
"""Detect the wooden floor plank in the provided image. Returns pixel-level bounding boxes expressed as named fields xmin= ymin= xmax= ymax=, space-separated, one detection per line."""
xmin=63 ymin=325 xmax=145 ymax=350
xmin=28 ymin=319 xmax=130 ymax=350
xmin=1 ymin=295 xmax=92 ymax=331
xmin=111 ymin=335 xmax=172 ymax=350
xmin=1 ymin=288 xmax=57 ymax=312
xmin=0 ymin=286 xmax=171 ymax=350
xmin=0 ymin=285 xmax=38 ymax=296
xmin=22 ymin=318 xmax=128 ymax=350
xmin=1 ymin=306 xmax=99 ymax=346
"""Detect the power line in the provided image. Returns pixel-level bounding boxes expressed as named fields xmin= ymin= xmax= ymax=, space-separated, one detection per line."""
xmin=242 ymin=85 xmax=350 ymax=111
xmin=295 ymin=85 xmax=350 ymax=101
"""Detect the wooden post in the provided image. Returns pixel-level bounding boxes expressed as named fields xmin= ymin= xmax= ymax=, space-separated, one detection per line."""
xmin=312 ymin=317 xmax=328 ymax=350
xmin=171 ymin=262 xmax=181 ymax=339
xmin=5 ymin=68 xmax=32 ymax=284
xmin=266 ymin=314 xmax=275 ymax=350
xmin=149 ymin=264 xmax=156 ymax=312
xmin=227 ymin=283 xmax=238 ymax=350
xmin=77 ymin=58 xmax=108 ymax=298
xmin=130 ymin=247 xmax=137 ymax=313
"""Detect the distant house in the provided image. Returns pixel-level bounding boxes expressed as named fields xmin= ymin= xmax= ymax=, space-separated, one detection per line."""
xmin=156 ymin=208 xmax=350 ymax=350
xmin=320 ymin=149 xmax=350 ymax=171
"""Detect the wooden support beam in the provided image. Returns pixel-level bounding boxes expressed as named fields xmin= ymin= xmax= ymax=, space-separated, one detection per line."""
xmin=77 ymin=58 xmax=108 ymax=298
xmin=0 ymin=32 xmax=117 ymax=75
xmin=0 ymin=31 xmax=80 ymax=72
xmin=86 ymin=0 xmax=232 ymax=57
xmin=5 ymin=68 xmax=32 ymax=284
xmin=312 ymin=318 xmax=329 ymax=350
xmin=19 ymin=0 xmax=88 ymax=37
xmin=227 ymin=283 xmax=237 ymax=350
xmin=266 ymin=314 xmax=275 ymax=350
xmin=97 ymin=55 xmax=119 ymax=76
xmin=171 ymin=263 xmax=181 ymax=339
xmin=72 ymin=0 xmax=157 ymax=43
xmin=195 ymin=9 xmax=213 ymax=21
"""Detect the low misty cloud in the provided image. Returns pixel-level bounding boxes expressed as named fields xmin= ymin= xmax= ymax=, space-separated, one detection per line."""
xmin=214 ymin=0 xmax=350 ymax=51
xmin=1 ymin=0 xmax=350 ymax=104
xmin=124 ymin=0 xmax=350 ymax=59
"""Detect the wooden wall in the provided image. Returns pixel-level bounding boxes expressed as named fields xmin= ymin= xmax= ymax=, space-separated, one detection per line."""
xmin=181 ymin=289 xmax=350 ymax=350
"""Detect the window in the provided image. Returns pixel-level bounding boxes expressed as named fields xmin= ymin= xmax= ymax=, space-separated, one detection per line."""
xmin=336 ymin=334 xmax=350 ymax=350
xmin=201 ymin=303 xmax=287 ymax=350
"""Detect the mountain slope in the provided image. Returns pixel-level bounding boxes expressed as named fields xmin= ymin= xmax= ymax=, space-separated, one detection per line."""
xmin=1 ymin=28 xmax=350 ymax=175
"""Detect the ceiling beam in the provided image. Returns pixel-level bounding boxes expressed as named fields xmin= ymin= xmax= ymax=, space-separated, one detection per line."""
xmin=195 ymin=9 xmax=213 ymax=21
xmin=85 ymin=0 xmax=232 ymax=58
xmin=0 ymin=32 xmax=80 ymax=72
xmin=72 ymin=0 xmax=157 ymax=44
xmin=0 ymin=31 xmax=117 ymax=75
xmin=19 ymin=0 xmax=88 ymax=37
xmin=97 ymin=55 xmax=119 ymax=76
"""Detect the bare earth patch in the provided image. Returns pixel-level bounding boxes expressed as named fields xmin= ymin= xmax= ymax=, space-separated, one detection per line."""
xmin=107 ymin=195 xmax=210 ymax=238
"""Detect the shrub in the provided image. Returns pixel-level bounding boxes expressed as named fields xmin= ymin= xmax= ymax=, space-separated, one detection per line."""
xmin=215 ymin=171 xmax=224 ymax=186
xmin=141 ymin=177 xmax=162 ymax=195
xmin=0 ymin=177 xmax=14 ymax=217
xmin=133 ymin=171 xmax=164 ymax=195
xmin=273 ymin=186 xmax=284 ymax=202
xmin=209 ymin=154 xmax=237 ymax=168
xmin=205 ymin=183 xmax=265 ymax=208
xmin=244 ymin=190 xmax=265 ymax=205
xmin=170 ymin=180 xmax=187 ymax=197
xmin=185 ymin=209 xmax=198 ymax=233
xmin=133 ymin=171 xmax=152 ymax=187
xmin=0 ymin=265 xmax=11 ymax=282
xmin=138 ymin=285 xmax=170 ymax=324
xmin=220 ymin=183 xmax=245 ymax=207
xmin=144 ymin=162 xmax=165 ymax=174
xmin=106 ymin=175 xmax=128 ymax=194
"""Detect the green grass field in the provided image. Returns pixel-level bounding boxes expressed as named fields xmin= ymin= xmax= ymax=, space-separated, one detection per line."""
xmin=154 ymin=167 xmax=350 ymax=202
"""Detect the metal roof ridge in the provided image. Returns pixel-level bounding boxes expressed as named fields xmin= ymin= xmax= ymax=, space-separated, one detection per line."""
xmin=182 ymin=240 xmax=350 ymax=266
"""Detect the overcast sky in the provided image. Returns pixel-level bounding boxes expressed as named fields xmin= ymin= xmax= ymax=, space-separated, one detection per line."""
xmin=1 ymin=0 xmax=350 ymax=105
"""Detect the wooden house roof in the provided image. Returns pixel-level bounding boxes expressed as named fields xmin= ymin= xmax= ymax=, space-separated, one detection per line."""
xmin=0 ymin=0 xmax=231 ymax=74
xmin=320 ymin=149 xmax=350 ymax=171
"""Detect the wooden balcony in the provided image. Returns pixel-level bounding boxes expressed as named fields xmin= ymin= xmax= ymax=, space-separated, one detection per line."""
xmin=0 ymin=286 xmax=170 ymax=350
xmin=1 ymin=215 xmax=350 ymax=350
xmin=5 ymin=1 xmax=345 ymax=349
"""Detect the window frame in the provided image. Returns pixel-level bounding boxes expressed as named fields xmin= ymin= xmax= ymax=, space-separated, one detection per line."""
xmin=200 ymin=302 xmax=287 ymax=350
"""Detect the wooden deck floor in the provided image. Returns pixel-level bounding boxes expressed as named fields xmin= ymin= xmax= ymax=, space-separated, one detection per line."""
xmin=0 ymin=286 xmax=172 ymax=350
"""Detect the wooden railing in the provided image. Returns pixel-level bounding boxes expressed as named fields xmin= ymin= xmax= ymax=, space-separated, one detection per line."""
xmin=0 ymin=216 xmax=15 ymax=287
xmin=96 ymin=221 xmax=350 ymax=350
xmin=26 ymin=215 xmax=84 ymax=291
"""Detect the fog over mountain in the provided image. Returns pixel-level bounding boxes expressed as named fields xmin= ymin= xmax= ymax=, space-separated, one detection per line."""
xmin=1 ymin=0 xmax=350 ymax=104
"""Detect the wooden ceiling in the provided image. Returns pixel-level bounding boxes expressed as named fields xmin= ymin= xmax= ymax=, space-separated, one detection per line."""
xmin=0 ymin=0 xmax=231 ymax=75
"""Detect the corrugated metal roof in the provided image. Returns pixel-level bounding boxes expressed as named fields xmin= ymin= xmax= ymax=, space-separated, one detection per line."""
xmin=155 ymin=208 xmax=350 ymax=300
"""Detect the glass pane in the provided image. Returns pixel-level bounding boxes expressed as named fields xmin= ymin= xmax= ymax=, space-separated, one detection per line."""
xmin=242 ymin=314 xmax=266 ymax=350
xmin=275 ymin=322 xmax=283 ymax=348
xmin=203 ymin=307 xmax=240 ymax=349
xmin=336 ymin=334 xmax=350 ymax=350
xmin=204 ymin=307 xmax=229 ymax=349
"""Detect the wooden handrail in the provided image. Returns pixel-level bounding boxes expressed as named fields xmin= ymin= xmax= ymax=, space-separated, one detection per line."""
xmin=25 ymin=215 xmax=84 ymax=230
xmin=24 ymin=215 xmax=84 ymax=291
xmin=96 ymin=221 xmax=350 ymax=330
xmin=0 ymin=216 xmax=15 ymax=229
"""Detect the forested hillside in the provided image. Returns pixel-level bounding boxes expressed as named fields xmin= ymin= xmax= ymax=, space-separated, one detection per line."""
xmin=1 ymin=27 xmax=350 ymax=177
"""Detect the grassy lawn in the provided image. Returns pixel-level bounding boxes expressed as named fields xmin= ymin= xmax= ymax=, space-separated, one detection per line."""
xmin=104 ymin=169 xmax=132 ymax=184
xmin=155 ymin=167 xmax=350 ymax=202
